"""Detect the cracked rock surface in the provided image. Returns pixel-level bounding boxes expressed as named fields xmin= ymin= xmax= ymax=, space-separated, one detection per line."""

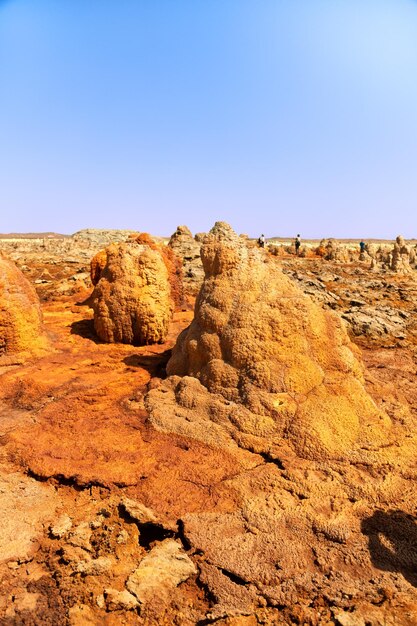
xmin=1 ymin=229 xmax=417 ymax=624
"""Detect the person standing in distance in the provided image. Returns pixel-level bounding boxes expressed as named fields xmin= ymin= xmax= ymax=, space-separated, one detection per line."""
xmin=258 ymin=234 xmax=266 ymax=248
xmin=295 ymin=234 xmax=301 ymax=256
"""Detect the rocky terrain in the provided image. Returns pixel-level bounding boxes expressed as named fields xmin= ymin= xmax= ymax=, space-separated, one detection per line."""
xmin=1 ymin=226 xmax=417 ymax=625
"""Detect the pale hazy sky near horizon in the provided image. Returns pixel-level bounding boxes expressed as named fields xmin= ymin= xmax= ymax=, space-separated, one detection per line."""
xmin=1 ymin=0 xmax=417 ymax=238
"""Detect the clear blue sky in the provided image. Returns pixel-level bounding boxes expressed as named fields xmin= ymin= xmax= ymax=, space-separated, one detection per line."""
xmin=1 ymin=0 xmax=417 ymax=238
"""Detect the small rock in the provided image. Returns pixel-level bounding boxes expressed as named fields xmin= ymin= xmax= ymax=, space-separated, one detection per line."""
xmin=116 ymin=529 xmax=129 ymax=545
xmin=50 ymin=514 xmax=72 ymax=539
xmin=127 ymin=539 xmax=197 ymax=604
xmin=90 ymin=515 xmax=105 ymax=529
xmin=104 ymin=588 xmax=139 ymax=611
xmin=60 ymin=545 xmax=90 ymax=564
xmin=76 ymin=556 xmax=112 ymax=576
xmin=96 ymin=594 xmax=105 ymax=609
xmin=68 ymin=522 xmax=92 ymax=551
xmin=121 ymin=497 xmax=159 ymax=524
xmin=333 ymin=609 xmax=365 ymax=626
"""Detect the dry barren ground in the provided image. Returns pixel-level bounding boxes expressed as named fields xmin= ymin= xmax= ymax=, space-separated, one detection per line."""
xmin=1 ymin=233 xmax=417 ymax=625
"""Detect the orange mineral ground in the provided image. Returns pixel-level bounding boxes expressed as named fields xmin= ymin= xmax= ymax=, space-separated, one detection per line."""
xmin=1 ymin=226 xmax=417 ymax=625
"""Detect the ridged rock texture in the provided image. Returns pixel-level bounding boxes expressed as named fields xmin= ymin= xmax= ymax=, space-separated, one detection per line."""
xmin=391 ymin=235 xmax=413 ymax=273
xmin=2 ymin=229 xmax=417 ymax=624
xmin=0 ymin=255 xmax=46 ymax=356
xmin=90 ymin=249 xmax=108 ymax=286
xmin=147 ymin=222 xmax=391 ymax=460
xmin=317 ymin=238 xmax=353 ymax=262
xmin=366 ymin=236 xmax=416 ymax=273
xmin=91 ymin=235 xmax=182 ymax=345
xmin=168 ymin=225 xmax=204 ymax=296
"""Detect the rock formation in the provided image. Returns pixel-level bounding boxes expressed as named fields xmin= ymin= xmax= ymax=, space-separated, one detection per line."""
xmin=147 ymin=222 xmax=390 ymax=460
xmin=0 ymin=256 xmax=47 ymax=356
xmin=390 ymin=235 xmax=412 ymax=273
xmin=2 ymin=227 xmax=417 ymax=624
xmin=90 ymin=248 xmax=108 ymax=285
xmin=72 ymin=228 xmax=140 ymax=247
xmin=317 ymin=238 xmax=353 ymax=262
xmin=130 ymin=232 xmax=183 ymax=308
xmin=91 ymin=237 xmax=176 ymax=345
xmin=168 ymin=225 xmax=203 ymax=295
xmin=366 ymin=237 xmax=415 ymax=274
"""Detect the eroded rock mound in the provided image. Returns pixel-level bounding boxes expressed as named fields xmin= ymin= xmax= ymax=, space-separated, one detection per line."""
xmin=91 ymin=239 xmax=175 ymax=345
xmin=391 ymin=235 xmax=412 ymax=273
xmin=366 ymin=236 xmax=415 ymax=274
xmin=168 ymin=225 xmax=204 ymax=296
xmin=147 ymin=222 xmax=390 ymax=460
xmin=0 ymin=256 xmax=47 ymax=356
xmin=90 ymin=249 xmax=108 ymax=286
xmin=317 ymin=238 xmax=353 ymax=262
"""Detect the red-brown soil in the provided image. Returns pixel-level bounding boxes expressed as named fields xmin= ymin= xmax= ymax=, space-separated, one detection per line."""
xmin=1 ymin=236 xmax=417 ymax=625
xmin=0 ymin=289 xmax=247 ymax=624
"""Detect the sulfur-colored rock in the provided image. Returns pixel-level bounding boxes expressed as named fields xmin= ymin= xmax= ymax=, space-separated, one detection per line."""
xmin=0 ymin=256 xmax=47 ymax=357
xmin=126 ymin=539 xmax=197 ymax=604
xmin=318 ymin=238 xmax=352 ymax=262
xmin=148 ymin=222 xmax=390 ymax=460
xmin=168 ymin=225 xmax=204 ymax=295
xmin=3 ymin=227 xmax=417 ymax=625
xmin=0 ymin=470 xmax=58 ymax=563
xmin=121 ymin=497 xmax=159 ymax=524
xmin=390 ymin=235 xmax=412 ymax=273
xmin=168 ymin=225 xmax=196 ymax=253
xmin=50 ymin=514 xmax=72 ymax=539
xmin=68 ymin=523 xmax=93 ymax=553
xmin=104 ymin=588 xmax=139 ymax=611
xmin=365 ymin=237 xmax=416 ymax=274
xmin=91 ymin=240 xmax=174 ymax=345
xmin=130 ymin=232 xmax=184 ymax=308
xmin=75 ymin=556 xmax=112 ymax=576
xmin=90 ymin=248 xmax=108 ymax=286
xmin=121 ymin=497 xmax=177 ymax=533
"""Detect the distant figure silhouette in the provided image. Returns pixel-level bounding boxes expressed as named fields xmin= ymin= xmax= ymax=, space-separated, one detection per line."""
xmin=359 ymin=240 xmax=366 ymax=253
xmin=295 ymin=234 xmax=301 ymax=256
xmin=258 ymin=234 xmax=265 ymax=248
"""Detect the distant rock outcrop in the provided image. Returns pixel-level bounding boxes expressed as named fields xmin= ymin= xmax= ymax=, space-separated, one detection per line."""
xmin=0 ymin=256 xmax=47 ymax=356
xmin=366 ymin=236 xmax=415 ymax=274
xmin=391 ymin=235 xmax=412 ymax=273
xmin=91 ymin=236 xmax=178 ymax=345
xmin=147 ymin=222 xmax=390 ymax=461
xmin=72 ymin=229 xmax=139 ymax=246
xmin=317 ymin=238 xmax=353 ymax=263
xmin=168 ymin=226 xmax=203 ymax=296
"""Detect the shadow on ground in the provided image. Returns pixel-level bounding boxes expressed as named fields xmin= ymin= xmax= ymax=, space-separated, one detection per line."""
xmin=123 ymin=350 xmax=171 ymax=378
xmin=361 ymin=510 xmax=417 ymax=587
xmin=70 ymin=319 xmax=102 ymax=344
